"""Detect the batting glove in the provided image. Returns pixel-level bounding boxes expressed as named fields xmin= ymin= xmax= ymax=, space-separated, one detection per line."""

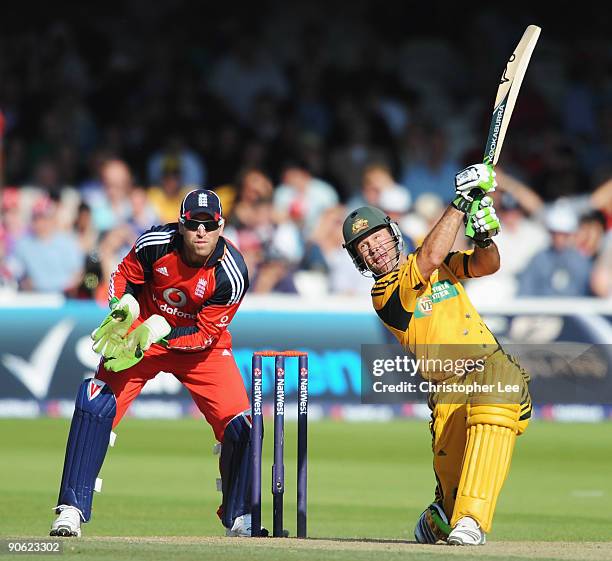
xmin=469 ymin=196 xmax=500 ymax=235
xmin=104 ymin=315 xmax=171 ymax=372
xmin=455 ymin=163 xmax=497 ymax=201
xmin=91 ymin=294 xmax=140 ymax=357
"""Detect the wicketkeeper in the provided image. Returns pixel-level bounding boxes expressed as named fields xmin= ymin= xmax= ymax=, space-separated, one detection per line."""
xmin=50 ymin=189 xmax=258 ymax=537
xmin=342 ymin=164 xmax=531 ymax=546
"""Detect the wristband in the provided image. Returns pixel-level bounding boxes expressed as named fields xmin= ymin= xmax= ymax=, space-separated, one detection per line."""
xmin=474 ymin=238 xmax=493 ymax=249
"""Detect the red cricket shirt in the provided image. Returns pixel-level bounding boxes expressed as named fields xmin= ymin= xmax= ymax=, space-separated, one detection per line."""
xmin=109 ymin=224 xmax=249 ymax=351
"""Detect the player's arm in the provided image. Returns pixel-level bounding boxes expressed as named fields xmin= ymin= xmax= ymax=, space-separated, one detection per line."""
xmin=469 ymin=242 xmax=500 ymax=277
xmin=442 ymin=242 xmax=500 ymax=279
xmin=165 ymin=252 xmax=249 ymax=351
xmin=417 ymin=163 xmax=501 ymax=280
xmin=416 ymin=205 xmax=465 ymax=280
xmin=443 ymin=195 xmax=502 ymax=279
xmin=94 ymin=227 xmax=174 ymax=358
xmin=92 ymin=247 xmax=147 ymax=357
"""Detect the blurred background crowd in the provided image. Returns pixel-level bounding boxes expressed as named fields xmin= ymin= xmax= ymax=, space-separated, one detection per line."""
xmin=0 ymin=2 xmax=611 ymax=303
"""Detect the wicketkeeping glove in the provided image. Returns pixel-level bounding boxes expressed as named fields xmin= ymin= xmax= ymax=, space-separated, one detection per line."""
xmin=103 ymin=315 xmax=171 ymax=372
xmin=454 ymin=163 xmax=497 ymax=201
xmin=91 ymin=294 xmax=140 ymax=357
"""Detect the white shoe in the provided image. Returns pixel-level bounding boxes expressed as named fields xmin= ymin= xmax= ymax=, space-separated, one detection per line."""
xmin=225 ymin=513 xmax=252 ymax=537
xmin=50 ymin=505 xmax=82 ymax=537
xmin=447 ymin=516 xmax=486 ymax=545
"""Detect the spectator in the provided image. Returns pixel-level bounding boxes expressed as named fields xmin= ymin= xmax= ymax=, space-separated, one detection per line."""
xmin=401 ymin=193 xmax=445 ymax=247
xmin=84 ymin=159 xmax=133 ymax=233
xmin=232 ymin=204 xmax=300 ymax=295
xmin=379 ymin=187 xmax=415 ymax=254
xmin=329 ymin=116 xmax=389 ymax=198
xmin=129 ymin=186 xmax=159 ymax=235
xmin=1 ymin=189 xmax=26 ymax=256
xmin=0 ymin=11 xmax=610 ymax=299
xmin=0 ymin=230 xmax=17 ymax=292
xmin=518 ymin=202 xmax=592 ymax=297
xmin=400 ymin=124 xmax=459 ymax=203
xmin=147 ymin=136 xmax=206 ymax=187
xmin=302 ymin=205 xmax=372 ymax=296
xmin=591 ymin=233 xmax=612 ymax=299
xmin=73 ymin=203 xmax=97 ymax=255
xmin=575 ymin=211 xmax=607 ymax=260
xmin=274 ymin=160 xmax=338 ymax=236
xmin=227 ymin=168 xmax=274 ymax=229
xmin=347 ymin=163 xmax=404 ymax=210
xmin=225 ymin=168 xmax=302 ymax=293
xmin=10 ymin=197 xmax=83 ymax=293
xmin=147 ymin=157 xmax=189 ymax=224
xmin=465 ymin=171 xmax=549 ymax=304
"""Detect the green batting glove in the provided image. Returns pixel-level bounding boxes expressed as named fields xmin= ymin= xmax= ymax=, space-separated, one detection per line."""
xmin=455 ymin=163 xmax=497 ymax=201
xmin=103 ymin=315 xmax=171 ymax=372
xmin=92 ymin=294 xmax=140 ymax=357
xmin=466 ymin=196 xmax=501 ymax=245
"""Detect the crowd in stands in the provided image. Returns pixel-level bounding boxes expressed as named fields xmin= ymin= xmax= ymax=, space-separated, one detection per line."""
xmin=0 ymin=4 xmax=611 ymax=301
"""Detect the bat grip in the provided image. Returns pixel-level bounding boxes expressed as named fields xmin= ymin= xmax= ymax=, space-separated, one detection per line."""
xmin=464 ymin=190 xmax=484 ymax=239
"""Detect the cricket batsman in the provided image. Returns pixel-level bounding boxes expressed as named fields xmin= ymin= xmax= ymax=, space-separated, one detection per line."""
xmin=50 ymin=189 xmax=258 ymax=537
xmin=342 ymin=164 xmax=531 ymax=545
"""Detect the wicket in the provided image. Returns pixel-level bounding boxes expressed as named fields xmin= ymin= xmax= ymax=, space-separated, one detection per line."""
xmin=251 ymin=350 xmax=308 ymax=538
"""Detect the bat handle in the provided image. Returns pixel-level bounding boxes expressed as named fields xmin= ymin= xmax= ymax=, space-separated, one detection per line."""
xmin=464 ymin=190 xmax=484 ymax=239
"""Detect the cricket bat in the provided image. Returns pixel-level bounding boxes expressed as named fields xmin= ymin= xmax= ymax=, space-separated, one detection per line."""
xmin=466 ymin=24 xmax=541 ymax=238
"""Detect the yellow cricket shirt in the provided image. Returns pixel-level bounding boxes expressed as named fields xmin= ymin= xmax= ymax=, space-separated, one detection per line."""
xmin=371 ymin=250 xmax=498 ymax=379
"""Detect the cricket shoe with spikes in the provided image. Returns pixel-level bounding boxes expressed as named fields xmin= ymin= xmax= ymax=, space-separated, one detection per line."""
xmin=225 ymin=514 xmax=269 ymax=537
xmin=50 ymin=505 xmax=82 ymax=537
xmin=447 ymin=516 xmax=486 ymax=546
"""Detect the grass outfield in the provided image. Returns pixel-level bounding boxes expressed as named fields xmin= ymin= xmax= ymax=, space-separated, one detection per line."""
xmin=0 ymin=418 xmax=610 ymax=561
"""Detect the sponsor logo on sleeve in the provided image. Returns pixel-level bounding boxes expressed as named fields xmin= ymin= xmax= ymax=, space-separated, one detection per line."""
xmin=215 ymin=314 xmax=230 ymax=328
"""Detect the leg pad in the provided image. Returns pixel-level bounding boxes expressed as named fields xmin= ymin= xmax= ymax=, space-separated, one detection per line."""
xmin=218 ymin=412 xmax=252 ymax=528
xmin=451 ymin=403 xmax=520 ymax=533
xmin=55 ymin=379 xmax=116 ymax=522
